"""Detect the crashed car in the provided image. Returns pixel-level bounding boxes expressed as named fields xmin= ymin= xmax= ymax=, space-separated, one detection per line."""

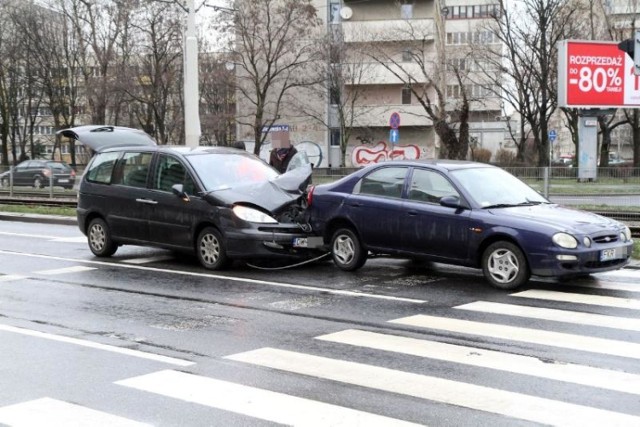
xmin=57 ymin=125 xmax=322 ymax=269
xmin=306 ymin=160 xmax=634 ymax=289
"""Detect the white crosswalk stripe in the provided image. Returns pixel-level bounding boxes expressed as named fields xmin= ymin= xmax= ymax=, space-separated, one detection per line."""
xmin=225 ymin=347 xmax=640 ymax=426
xmin=117 ymin=370 xmax=422 ymax=426
xmin=0 ymin=397 xmax=150 ymax=427
xmin=564 ymin=280 xmax=640 ymax=293
xmin=512 ymin=289 xmax=640 ymax=310
xmin=455 ymin=300 xmax=640 ymax=331
xmin=596 ymin=269 xmax=640 ymax=280
xmin=316 ymin=329 xmax=640 ymax=395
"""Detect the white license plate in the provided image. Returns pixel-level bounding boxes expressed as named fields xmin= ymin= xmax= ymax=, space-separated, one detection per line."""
xmin=58 ymin=179 xmax=69 ymax=183
xmin=293 ymin=237 xmax=308 ymax=248
xmin=600 ymin=248 xmax=617 ymax=261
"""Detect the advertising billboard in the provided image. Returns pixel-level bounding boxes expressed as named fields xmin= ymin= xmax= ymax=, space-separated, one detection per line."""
xmin=558 ymin=40 xmax=640 ymax=108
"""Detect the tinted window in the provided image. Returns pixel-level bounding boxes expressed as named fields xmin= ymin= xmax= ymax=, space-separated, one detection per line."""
xmin=113 ymin=152 xmax=153 ymax=188
xmin=408 ymin=169 xmax=458 ymax=203
xmin=86 ymin=152 xmax=120 ymax=184
xmin=357 ymin=167 xmax=408 ymax=198
xmin=153 ymin=155 xmax=197 ymax=194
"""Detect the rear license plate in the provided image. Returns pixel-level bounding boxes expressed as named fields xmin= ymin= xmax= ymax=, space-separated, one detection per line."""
xmin=58 ymin=179 xmax=69 ymax=183
xmin=600 ymin=248 xmax=617 ymax=261
xmin=293 ymin=237 xmax=308 ymax=248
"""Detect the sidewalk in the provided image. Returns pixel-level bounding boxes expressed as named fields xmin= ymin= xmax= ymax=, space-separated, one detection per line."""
xmin=2 ymin=211 xmax=640 ymax=269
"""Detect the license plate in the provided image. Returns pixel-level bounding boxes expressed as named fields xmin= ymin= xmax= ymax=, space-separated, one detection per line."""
xmin=58 ymin=179 xmax=69 ymax=183
xmin=293 ymin=237 xmax=308 ymax=248
xmin=600 ymin=248 xmax=617 ymax=261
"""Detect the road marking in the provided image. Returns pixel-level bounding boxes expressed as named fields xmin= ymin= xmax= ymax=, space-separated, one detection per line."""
xmin=0 ymin=231 xmax=84 ymax=243
xmin=566 ymin=280 xmax=640 ymax=293
xmin=0 ymin=324 xmax=193 ymax=367
xmin=388 ymin=315 xmax=640 ymax=359
xmin=512 ymin=289 xmax=640 ymax=310
xmin=596 ymin=269 xmax=640 ymax=280
xmin=226 ymin=348 xmax=640 ymax=426
xmin=50 ymin=236 xmax=88 ymax=243
xmin=0 ymin=250 xmax=426 ymax=304
xmin=0 ymin=274 xmax=26 ymax=282
xmin=34 ymin=266 xmax=97 ymax=275
xmin=122 ymin=255 xmax=175 ymax=264
xmin=455 ymin=301 xmax=640 ymax=332
xmin=0 ymin=397 xmax=150 ymax=427
xmin=316 ymin=329 xmax=640 ymax=395
xmin=117 ymin=370 xmax=422 ymax=427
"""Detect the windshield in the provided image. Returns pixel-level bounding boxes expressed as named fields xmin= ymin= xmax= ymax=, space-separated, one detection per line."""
xmin=451 ymin=167 xmax=548 ymax=208
xmin=186 ymin=152 xmax=279 ymax=192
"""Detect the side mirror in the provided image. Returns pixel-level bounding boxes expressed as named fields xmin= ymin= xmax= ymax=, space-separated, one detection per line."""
xmin=171 ymin=184 xmax=190 ymax=202
xmin=440 ymin=195 xmax=464 ymax=209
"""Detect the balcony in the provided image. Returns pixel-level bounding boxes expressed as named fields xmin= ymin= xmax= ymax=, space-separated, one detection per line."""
xmin=342 ymin=62 xmax=433 ymax=85
xmin=341 ymin=19 xmax=435 ymax=43
xmin=351 ymin=104 xmax=433 ymax=128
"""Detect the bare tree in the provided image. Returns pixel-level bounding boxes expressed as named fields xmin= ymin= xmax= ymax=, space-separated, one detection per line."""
xmin=220 ymin=0 xmax=322 ymax=156
xmin=296 ymin=27 xmax=376 ymax=166
xmin=199 ymin=54 xmax=236 ymax=146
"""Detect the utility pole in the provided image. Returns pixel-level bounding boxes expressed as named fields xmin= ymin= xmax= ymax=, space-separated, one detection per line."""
xmin=184 ymin=0 xmax=201 ymax=147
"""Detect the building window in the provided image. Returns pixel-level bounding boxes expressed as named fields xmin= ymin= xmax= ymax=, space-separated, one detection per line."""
xmin=401 ymin=3 xmax=413 ymax=19
xmin=402 ymin=87 xmax=412 ymax=104
xmin=402 ymin=49 xmax=413 ymax=62
xmin=330 ymin=129 xmax=341 ymax=146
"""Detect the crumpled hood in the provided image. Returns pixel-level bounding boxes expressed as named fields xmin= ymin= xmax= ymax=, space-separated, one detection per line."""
xmin=493 ymin=203 xmax=623 ymax=234
xmin=205 ymin=164 xmax=313 ymax=213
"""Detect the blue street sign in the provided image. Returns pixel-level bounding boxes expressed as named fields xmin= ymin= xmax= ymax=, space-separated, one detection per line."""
xmin=548 ymin=129 xmax=557 ymax=142
xmin=390 ymin=129 xmax=399 ymax=144
xmin=389 ymin=112 xmax=401 ymax=130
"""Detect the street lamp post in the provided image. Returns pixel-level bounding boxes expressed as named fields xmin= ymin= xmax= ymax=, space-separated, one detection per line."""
xmin=184 ymin=0 xmax=201 ymax=147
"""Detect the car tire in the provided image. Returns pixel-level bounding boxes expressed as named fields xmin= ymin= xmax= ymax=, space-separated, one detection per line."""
xmin=33 ymin=176 xmax=43 ymax=189
xmin=330 ymin=227 xmax=367 ymax=271
xmin=87 ymin=218 xmax=118 ymax=257
xmin=482 ymin=241 xmax=530 ymax=290
xmin=196 ymin=227 xmax=231 ymax=270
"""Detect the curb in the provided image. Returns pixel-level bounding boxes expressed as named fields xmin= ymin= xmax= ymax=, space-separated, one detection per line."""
xmin=0 ymin=212 xmax=77 ymax=226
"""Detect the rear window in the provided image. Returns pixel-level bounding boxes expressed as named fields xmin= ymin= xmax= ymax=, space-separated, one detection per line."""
xmin=47 ymin=162 xmax=71 ymax=171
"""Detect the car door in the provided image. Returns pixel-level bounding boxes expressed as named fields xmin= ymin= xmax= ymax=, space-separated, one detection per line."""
xmin=14 ymin=161 xmax=35 ymax=186
xmin=345 ymin=166 xmax=408 ymax=252
xmin=400 ymin=167 xmax=472 ymax=261
xmin=146 ymin=154 xmax=203 ymax=249
xmin=107 ymin=151 xmax=154 ymax=242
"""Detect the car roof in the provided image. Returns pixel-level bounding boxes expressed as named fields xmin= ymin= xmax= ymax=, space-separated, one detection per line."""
xmin=363 ymin=159 xmax=496 ymax=171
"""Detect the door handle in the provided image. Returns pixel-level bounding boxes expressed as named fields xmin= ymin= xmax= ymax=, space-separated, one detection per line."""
xmin=407 ymin=210 xmax=418 ymax=216
xmin=136 ymin=198 xmax=158 ymax=205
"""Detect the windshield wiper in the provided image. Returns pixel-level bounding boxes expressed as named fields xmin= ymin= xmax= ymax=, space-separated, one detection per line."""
xmin=483 ymin=201 xmax=547 ymax=209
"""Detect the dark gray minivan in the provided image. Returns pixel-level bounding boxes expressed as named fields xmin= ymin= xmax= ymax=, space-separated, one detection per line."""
xmin=58 ymin=125 xmax=321 ymax=270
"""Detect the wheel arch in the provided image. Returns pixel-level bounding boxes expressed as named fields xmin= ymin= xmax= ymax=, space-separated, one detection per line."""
xmin=324 ymin=218 xmax=361 ymax=245
xmin=476 ymin=233 xmax=528 ymax=268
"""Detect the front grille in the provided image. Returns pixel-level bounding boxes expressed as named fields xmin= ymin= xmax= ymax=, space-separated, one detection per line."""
xmin=592 ymin=234 xmax=619 ymax=244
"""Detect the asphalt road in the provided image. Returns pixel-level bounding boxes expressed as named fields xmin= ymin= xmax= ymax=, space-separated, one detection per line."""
xmin=0 ymin=219 xmax=639 ymax=426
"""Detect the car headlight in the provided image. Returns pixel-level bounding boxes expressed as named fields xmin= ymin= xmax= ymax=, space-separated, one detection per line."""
xmin=232 ymin=205 xmax=277 ymax=224
xmin=622 ymin=226 xmax=632 ymax=242
xmin=553 ymin=232 xmax=578 ymax=249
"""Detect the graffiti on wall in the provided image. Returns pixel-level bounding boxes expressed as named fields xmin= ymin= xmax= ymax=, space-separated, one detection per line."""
xmin=351 ymin=141 xmax=422 ymax=167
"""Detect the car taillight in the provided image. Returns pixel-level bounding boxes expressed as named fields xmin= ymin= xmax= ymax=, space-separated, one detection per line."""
xmin=306 ymin=185 xmax=315 ymax=206
xmin=42 ymin=168 xmax=51 ymax=177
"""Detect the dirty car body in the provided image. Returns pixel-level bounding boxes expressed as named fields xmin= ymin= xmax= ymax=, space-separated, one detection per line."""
xmin=307 ymin=160 xmax=633 ymax=289
xmin=59 ymin=125 xmax=321 ymax=270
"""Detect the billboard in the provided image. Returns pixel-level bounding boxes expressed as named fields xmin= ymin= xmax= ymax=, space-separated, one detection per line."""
xmin=558 ymin=40 xmax=640 ymax=108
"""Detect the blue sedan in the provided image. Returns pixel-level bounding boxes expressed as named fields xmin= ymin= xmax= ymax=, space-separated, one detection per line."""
xmin=306 ymin=160 xmax=633 ymax=289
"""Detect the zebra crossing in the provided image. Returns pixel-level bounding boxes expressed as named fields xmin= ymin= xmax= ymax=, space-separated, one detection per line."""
xmin=1 ymin=269 xmax=639 ymax=426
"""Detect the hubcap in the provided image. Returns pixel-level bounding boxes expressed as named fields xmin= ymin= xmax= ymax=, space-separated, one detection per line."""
xmin=487 ymin=248 xmax=519 ymax=283
xmin=333 ymin=235 xmax=355 ymax=265
xmin=89 ymin=224 xmax=106 ymax=251
xmin=200 ymin=233 xmax=220 ymax=265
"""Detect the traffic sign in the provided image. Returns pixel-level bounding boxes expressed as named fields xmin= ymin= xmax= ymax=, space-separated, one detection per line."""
xmin=389 ymin=112 xmax=401 ymax=129
xmin=548 ymin=129 xmax=557 ymax=142
xmin=558 ymin=40 xmax=640 ymax=108
xmin=390 ymin=129 xmax=399 ymax=144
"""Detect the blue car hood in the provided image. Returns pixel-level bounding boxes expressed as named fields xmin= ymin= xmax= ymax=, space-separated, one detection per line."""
xmin=491 ymin=204 xmax=622 ymax=234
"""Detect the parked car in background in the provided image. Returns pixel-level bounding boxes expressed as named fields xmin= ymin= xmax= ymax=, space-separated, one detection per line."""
xmin=0 ymin=159 xmax=76 ymax=189
xmin=306 ymin=160 xmax=633 ymax=290
xmin=58 ymin=125 xmax=322 ymax=270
